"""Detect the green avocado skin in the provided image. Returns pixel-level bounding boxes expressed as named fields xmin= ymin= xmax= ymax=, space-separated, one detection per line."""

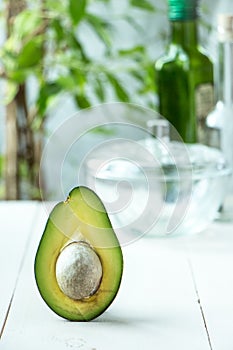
xmin=34 ymin=186 xmax=123 ymax=321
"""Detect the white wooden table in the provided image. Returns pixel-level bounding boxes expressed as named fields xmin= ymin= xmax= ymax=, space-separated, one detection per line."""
xmin=0 ymin=201 xmax=233 ymax=350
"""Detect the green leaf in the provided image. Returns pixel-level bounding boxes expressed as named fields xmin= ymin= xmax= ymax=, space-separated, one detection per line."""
xmin=13 ymin=10 xmax=43 ymax=39
xmin=119 ymin=45 xmax=145 ymax=56
xmin=0 ymin=47 xmax=18 ymax=74
xmin=56 ymin=75 xmax=77 ymax=91
xmin=44 ymin=0 xmax=67 ymax=14
xmin=123 ymin=14 xmax=145 ymax=33
xmin=37 ymin=83 xmax=62 ymax=116
xmin=91 ymin=126 xmax=115 ymax=135
xmin=86 ymin=13 xmax=111 ymax=48
xmin=68 ymin=35 xmax=89 ymax=62
xmin=131 ymin=70 xmax=146 ymax=83
xmin=70 ymin=69 xmax=87 ymax=92
xmin=94 ymin=78 xmax=105 ymax=102
xmin=9 ymin=69 xmax=32 ymax=83
xmin=74 ymin=94 xmax=91 ymax=109
xmin=130 ymin=0 xmax=155 ymax=12
xmin=69 ymin=0 xmax=87 ymax=25
xmin=51 ymin=19 xmax=65 ymax=42
xmin=17 ymin=38 xmax=43 ymax=69
xmin=3 ymin=81 xmax=19 ymax=105
xmin=106 ymin=73 xmax=129 ymax=102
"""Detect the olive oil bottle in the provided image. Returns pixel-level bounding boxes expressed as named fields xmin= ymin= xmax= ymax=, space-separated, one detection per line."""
xmin=155 ymin=0 xmax=214 ymax=143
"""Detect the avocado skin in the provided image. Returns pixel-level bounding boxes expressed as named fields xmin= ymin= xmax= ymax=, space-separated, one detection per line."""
xmin=34 ymin=186 xmax=123 ymax=321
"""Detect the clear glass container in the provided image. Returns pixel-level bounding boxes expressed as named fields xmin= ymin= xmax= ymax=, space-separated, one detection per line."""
xmin=83 ymin=135 xmax=231 ymax=240
xmin=206 ymin=14 xmax=233 ymax=220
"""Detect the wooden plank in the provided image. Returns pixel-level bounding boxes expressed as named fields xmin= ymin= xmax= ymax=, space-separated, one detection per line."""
xmin=1 ymin=205 xmax=211 ymax=350
xmin=188 ymin=222 xmax=233 ymax=350
xmin=0 ymin=201 xmax=39 ymax=336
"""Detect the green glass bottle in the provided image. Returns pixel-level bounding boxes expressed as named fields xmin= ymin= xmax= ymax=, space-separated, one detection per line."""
xmin=155 ymin=0 xmax=214 ymax=143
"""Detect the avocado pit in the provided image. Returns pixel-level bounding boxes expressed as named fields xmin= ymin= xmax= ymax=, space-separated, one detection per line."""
xmin=55 ymin=242 xmax=102 ymax=300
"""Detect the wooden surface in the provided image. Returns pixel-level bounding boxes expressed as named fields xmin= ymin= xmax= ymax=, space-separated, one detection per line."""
xmin=1 ymin=202 xmax=233 ymax=349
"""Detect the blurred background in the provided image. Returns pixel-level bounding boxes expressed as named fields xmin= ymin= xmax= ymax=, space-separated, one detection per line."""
xmin=0 ymin=0 xmax=231 ymax=200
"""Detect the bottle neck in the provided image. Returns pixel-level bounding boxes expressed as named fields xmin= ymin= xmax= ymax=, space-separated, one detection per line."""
xmin=217 ymin=40 xmax=233 ymax=107
xmin=170 ymin=20 xmax=198 ymax=48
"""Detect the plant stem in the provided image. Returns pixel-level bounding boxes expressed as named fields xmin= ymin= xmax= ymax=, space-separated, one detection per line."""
xmin=4 ymin=0 xmax=43 ymax=200
xmin=5 ymin=100 xmax=19 ymax=199
xmin=4 ymin=0 xmax=26 ymax=199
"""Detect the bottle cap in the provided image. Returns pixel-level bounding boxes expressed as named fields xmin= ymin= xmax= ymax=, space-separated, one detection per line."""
xmin=218 ymin=14 xmax=233 ymax=42
xmin=168 ymin=0 xmax=199 ymax=21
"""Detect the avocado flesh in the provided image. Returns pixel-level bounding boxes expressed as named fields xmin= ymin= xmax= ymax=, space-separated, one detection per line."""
xmin=34 ymin=186 xmax=123 ymax=321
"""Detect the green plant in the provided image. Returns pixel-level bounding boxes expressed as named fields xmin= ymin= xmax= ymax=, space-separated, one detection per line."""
xmin=0 ymin=0 xmax=157 ymax=199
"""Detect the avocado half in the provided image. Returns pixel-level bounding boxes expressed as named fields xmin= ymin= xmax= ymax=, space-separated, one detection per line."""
xmin=34 ymin=186 xmax=123 ymax=321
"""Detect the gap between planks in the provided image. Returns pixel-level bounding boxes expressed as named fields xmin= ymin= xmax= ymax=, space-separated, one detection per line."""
xmin=188 ymin=257 xmax=214 ymax=350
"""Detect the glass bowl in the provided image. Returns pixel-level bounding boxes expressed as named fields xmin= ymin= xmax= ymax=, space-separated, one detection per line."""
xmin=83 ymin=137 xmax=231 ymax=240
